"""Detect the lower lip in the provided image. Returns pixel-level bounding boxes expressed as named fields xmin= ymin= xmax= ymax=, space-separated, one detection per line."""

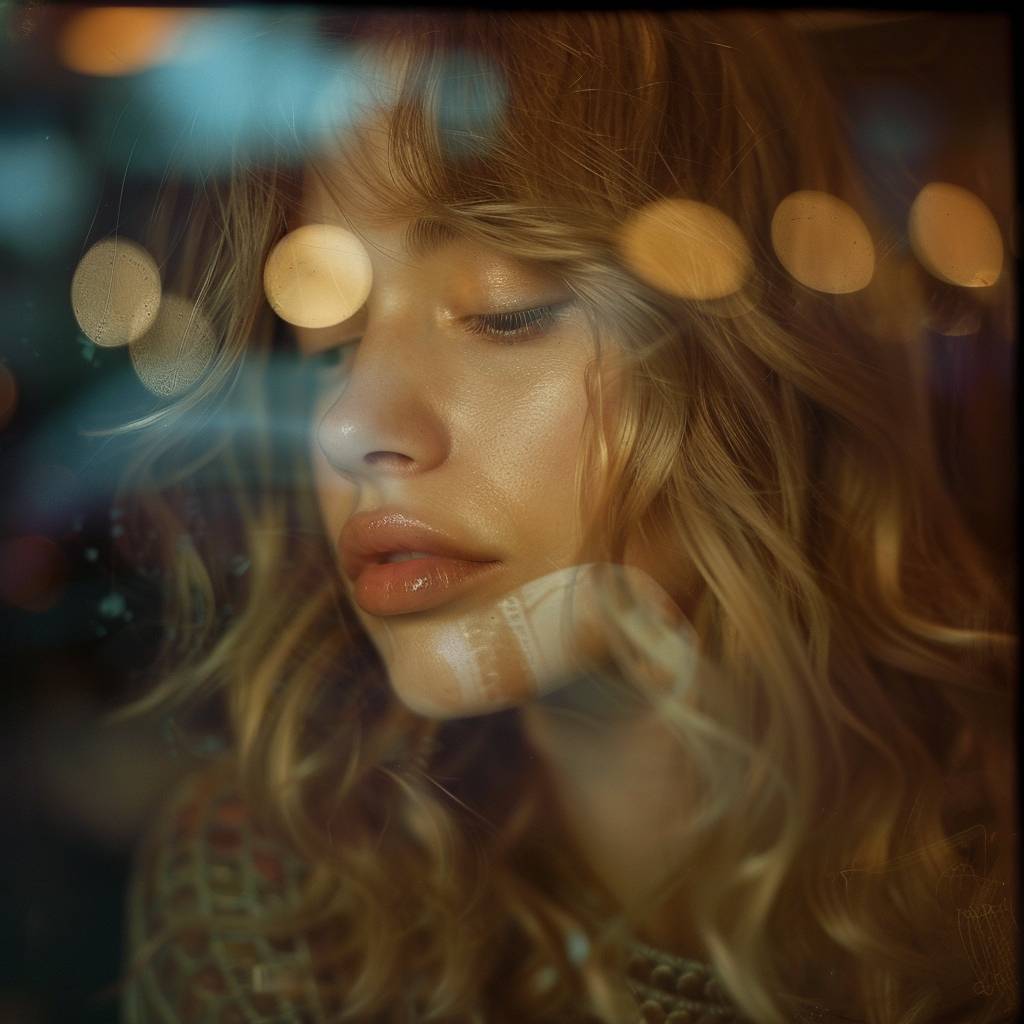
xmin=353 ymin=556 xmax=501 ymax=616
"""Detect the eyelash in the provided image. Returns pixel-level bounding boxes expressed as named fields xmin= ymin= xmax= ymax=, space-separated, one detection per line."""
xmin=463 ymin=301 xmax=572 ymax=342
xmin=306 ymin=301 xmax=572 ymax=372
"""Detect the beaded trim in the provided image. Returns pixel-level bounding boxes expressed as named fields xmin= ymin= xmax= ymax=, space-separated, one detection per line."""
xmin=621 ymin=939 xmax=872 ymax=1024
xmin=624 ymin=940 xmax=745 ymax=1024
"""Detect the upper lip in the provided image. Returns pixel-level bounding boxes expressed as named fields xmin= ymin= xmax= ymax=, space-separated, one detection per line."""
xmin=339 ymin=509 xmax=499 ymax=583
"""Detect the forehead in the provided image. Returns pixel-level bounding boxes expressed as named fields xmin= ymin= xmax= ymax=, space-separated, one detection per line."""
xmin=302 ymin=156 xmax=459 ymax=261
xmin=298 ymin=90 xmax=468 ymax=256
xmin=294 ymin=139 xmax=572 ymax=327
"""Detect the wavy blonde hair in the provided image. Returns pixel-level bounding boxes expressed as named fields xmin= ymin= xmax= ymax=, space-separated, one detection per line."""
xmin=115 ymin=11 xmax=1017 ymax=1024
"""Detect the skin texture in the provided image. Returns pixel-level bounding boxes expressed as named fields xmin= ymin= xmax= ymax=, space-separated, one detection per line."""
xmin=296 ymin=138 xmax=697 ymax=715
xmin=295 ymin=129 xmax=705 ymax=954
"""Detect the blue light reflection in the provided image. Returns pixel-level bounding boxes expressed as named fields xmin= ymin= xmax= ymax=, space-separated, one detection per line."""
xmin=95 ymin=9 xmax=369 ymax=177
xmin=0 ymin=131 xmax=92 ymax=259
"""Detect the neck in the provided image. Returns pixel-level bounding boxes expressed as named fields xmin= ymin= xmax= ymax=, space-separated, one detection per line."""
xmin=519 ymin=671 xmax=704 ymax=958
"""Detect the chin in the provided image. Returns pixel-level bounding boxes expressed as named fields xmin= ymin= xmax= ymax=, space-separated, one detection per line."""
xmin=382 ymin=640 xmax=540 ymax=720
xmin=360 ymin=561 xmax=692 ymax=719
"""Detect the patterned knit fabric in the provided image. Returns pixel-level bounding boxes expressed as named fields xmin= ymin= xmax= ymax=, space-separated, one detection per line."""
xmin=122 ymin=765 xmax=746 ymax=1023
xmin=121 ymin=765 xmax=331 ymax=1023
xmin=121 ymin=766 xmax=850 ymax=1023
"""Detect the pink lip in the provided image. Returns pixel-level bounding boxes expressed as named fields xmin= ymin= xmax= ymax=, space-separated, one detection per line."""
xmin=339 ymin=510 xmax=501 ymax=616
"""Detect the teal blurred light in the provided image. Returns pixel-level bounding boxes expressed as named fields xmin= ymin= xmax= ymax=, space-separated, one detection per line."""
xmin=850 ymin=84 xmax=939 ymax=168
xmin=0 ymin=131 xmax=92 ymax=260
xmin=436 ymin=48 xmax=508 ymax=159
xmin=94 ymin=8 xmax=370 ymax=178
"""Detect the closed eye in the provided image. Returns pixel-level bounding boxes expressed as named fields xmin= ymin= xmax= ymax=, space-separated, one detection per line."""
xmin=463 ymin=300 xmax=575 ymax=342
xmin=303 ymin=298 xmax=575 ymax=369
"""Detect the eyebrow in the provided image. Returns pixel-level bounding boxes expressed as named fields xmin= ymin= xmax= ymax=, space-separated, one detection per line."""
xmin=403 ymin=217 xmax=461 ymax=258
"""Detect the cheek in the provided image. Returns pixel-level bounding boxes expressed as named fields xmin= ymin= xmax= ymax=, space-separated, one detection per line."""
xmin=303 ymin=346 xmax=610 ymax=720
xmin=462 ymin=368 xmax=594 ymax=532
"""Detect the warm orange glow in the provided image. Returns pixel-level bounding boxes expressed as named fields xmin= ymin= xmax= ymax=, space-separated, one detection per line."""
xmin=71 ymin=238 xmax=162 ymax=348
xmin=0 ymin=363 xmax=17 ymax=430
xmin=128 ymin=294 xmax=216 ymax=396
xmin=909 ymin=183 xmax=1004 ymax=288
xmin=0 ymin=536 xmax=67 ymax=612
xmin=771 ymin=191 xmax=875 ymax=294
xmin=58 ymin=7 xmax=191 ymax=77
xmin=264 ymin=224 xmax=374 ymax=330
xmin=618 ymin=199 xmax=752 ymax=301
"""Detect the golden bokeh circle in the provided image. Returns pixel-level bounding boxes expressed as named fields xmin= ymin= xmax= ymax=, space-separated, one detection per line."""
xmin=771 ymin=191 xmax=875 ymax=295
xmin=71 ymin=238 xmax=162 ymax=348
xmin=909 ymin=183 xmax=1004 ymax=289
xmin=618 ymin=199 xmax=753 ymax=301
xmin=263 ymin=224 xmax=374 ymax=330
xmin=128 ymin=294 xmax=216 ymax=397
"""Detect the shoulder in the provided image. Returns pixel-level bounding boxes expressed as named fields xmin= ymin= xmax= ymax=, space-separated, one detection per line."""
xmin=121 ymin=762 xmax=325 ymax=1023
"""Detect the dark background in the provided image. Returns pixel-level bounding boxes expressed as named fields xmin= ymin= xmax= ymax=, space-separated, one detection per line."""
xmin=0 ymin=8 xmax=1016 ymax=1023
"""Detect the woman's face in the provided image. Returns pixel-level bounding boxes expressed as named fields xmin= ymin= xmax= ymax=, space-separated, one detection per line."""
xmin=294 ymin=141 xmax=686 ymax=718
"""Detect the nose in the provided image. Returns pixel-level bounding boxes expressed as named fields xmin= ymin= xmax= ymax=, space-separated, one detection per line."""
xmin=314 ymin=325 xmax=450 ymax=481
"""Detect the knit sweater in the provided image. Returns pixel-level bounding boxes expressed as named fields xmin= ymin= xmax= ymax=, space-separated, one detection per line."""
xmin=122 ymin=764 xmax=334 ymax=1023
xmin=119 ymin=766 xmax=1007 ymax=1024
